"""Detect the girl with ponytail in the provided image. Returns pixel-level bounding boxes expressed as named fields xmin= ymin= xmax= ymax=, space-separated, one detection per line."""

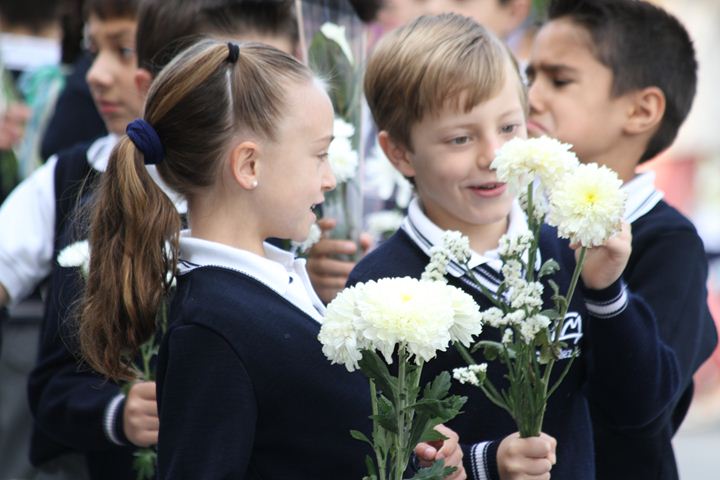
xmin=78 ymin=39 xmax=373 ymax=477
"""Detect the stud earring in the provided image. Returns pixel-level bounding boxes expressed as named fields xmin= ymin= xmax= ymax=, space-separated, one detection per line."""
xmin=251 ymin=179 xmax=258 ymax=188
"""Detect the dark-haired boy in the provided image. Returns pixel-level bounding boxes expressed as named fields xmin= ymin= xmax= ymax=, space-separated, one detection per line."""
xmin=526 ymin=1 xmax=717 ymax=478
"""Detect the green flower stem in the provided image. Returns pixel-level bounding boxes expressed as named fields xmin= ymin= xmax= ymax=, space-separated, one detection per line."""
xmin=369 ymin=379 xmax=387 ymax=480
xmin=394 ymin=345 xmax=407 ymax=480
xmin=455 ymin=342 xmax=476 ymax=366
xmin=526 ymin=184 xmax=537 ymax=283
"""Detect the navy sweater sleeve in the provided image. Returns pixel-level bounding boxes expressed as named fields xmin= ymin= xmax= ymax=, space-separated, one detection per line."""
xmin=157 ymin=323 xmax=257 ymax=479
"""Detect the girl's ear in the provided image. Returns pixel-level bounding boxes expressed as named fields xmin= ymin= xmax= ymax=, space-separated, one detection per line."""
xmin=134 ymin=68 xmax=153 ymax=97
xmin=378 ymin=131 xmax=416 ymax=179
xmin=229 ymin=141 xmax=260 ymax=190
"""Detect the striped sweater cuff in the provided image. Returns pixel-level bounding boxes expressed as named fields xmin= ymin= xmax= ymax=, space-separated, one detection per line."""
xmin=469 ymin=441 xmax=500 ymax=480
xmin=103 ymin=393 xmax=127 ymax=446
xmin=583 ymin=279 xmax=628 ymax=319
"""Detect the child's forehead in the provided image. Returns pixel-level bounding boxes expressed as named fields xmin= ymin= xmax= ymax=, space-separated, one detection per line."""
xmin=86 ymin=14 xmax=137 ymax=38
xmin=531 ymin=19 xmax=604 ymax=71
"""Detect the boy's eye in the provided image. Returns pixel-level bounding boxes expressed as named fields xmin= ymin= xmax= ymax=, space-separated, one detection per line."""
xmin=551 ymin=78 xmax=571 ymax=88
xmin=450 ymin=136 xmax=471 ymax=145
xmin=119 ymin=47 xmax=135 ymax=60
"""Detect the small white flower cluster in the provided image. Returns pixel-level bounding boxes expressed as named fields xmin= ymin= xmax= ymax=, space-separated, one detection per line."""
xmin=329 ymin=118 xmax=358 ymax=184
xmin=498 ymin=231 xmax=534 ymax=259
xmin=291 ymin=222 xmax=322 ymax=254
xmin=422 ymin=230 xmax=472 ymax=283
xmin=518 ymin=314 xmax=551 ymax=344
xmin=57 ymin=240 xmax=90 ymax=276
xmin=318 ymin=277 xmax=484 ymax=371
xmin=492 ymin=136 xmax=579 ymax=194
xmin=452 ymin=364 xmax=488 ymax=387
xmin=547 ymin=163 xmax=626 ymax=247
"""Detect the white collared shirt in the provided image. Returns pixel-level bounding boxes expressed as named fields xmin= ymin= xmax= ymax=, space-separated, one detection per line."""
xmin=177 ymin=232 xmax=326 ymax=323
xmin=623 ymin=171 xmax=664 ymax=224
xmin=0 ymin=134 xmax=186 ymax=305
xmin=401 ymin=197 xmax=532 ymax=292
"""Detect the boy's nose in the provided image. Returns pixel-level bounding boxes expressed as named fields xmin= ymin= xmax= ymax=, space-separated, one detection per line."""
xmin=477 ymin=138 xmax=500 ymax=169
xmin=527 ymin=80 xmax=544 ymax=113
xmin=86 ymin=54 xmax=113 ymax=90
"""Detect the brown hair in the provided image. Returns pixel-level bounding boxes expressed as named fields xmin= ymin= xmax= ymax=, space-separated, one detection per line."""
xmin=79 ymin=39 xmax=312 ymax=380
xmin=364 ymin=13 xmax=525 ymax=150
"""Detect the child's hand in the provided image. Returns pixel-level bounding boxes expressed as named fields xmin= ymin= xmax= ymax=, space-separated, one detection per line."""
xmin=307 ymin=218 xmax=372 ymax=303
xmin=0 ymin=102 xmax=31 ymax=149
xmin=414 ymin=424 xmax=466 ymax=479
xmin=123 ymin=381 xmax=158 ymax=447
xmin=578 ymin=222 xmax=632 ymax=290
xmin=497 ymin=432 xmax=556 ymax=480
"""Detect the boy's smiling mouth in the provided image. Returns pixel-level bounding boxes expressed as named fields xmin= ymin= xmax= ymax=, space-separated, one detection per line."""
xmin=467 ymin=182 xmax=507 ymax=198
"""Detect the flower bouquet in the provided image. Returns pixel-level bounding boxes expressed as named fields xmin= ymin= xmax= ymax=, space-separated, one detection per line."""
xmin=423 ymin=137 xmax=627 ymax=437
xmin=296 ymin=0 xmax=366 ymax=259
xmin=319 ymin=276 xmax=484 ymax=479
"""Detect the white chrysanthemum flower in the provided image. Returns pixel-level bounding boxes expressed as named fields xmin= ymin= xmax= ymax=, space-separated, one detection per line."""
xmin=365 ymin=142 xmax=413 ymax=208
xmin=518 ymin=314 xmax=551 ymax=344
xmin=453 ymin=364 xmax=488 ymax=386
xmin=354 ymin=278 xmax=455 ymax=364
xmin=479 ymin=307 xmax=505 ymax=328
xmin=498 ymin=231 xmax=534 ymax=259
xmin=328 ymin=136 xmax=358 ymax=184
xmin=333 ymin=118 xmax=355 ymax=140
xmin=547 ymin=163 xmax=626 ymax=247
xmin=318 ymin=285 xmax=366 ymax=371
xmin=441 ymin=230 xmax=472 ymax=263
xmin=492 ymin=136 xmax=579 ymax=193
xmin=292 ymin=222 xmax=322 ymax=254
xmin=57 ymin=240 xmax=90 ymax=276
xmin=446 ymin=285 xmax=484 ymax=347
xmin=366 ymin=210 xmax=404 ymax=239
xmin=320 ymin=22 xmax=354 ymax=64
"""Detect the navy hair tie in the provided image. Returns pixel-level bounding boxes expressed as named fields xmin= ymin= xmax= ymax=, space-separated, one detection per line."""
xmin=126 ymin=118 xmax=165 ymax=165
xmin=227 ymin=42 xmax=240 ymax=64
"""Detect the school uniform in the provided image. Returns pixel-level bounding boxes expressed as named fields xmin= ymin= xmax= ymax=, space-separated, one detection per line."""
xmin=592 ymin=172 xmax=718 ymax=480
xmin=156 ymin=235 xmax=372 ymax=478
xmin=348 ymin=198 xmax=680 ymax=480
xmin=26 ymin=136 xmax=185 ymax=478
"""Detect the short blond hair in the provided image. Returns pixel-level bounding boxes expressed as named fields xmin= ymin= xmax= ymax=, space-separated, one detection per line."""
xmin=365 ymin=13 xmax=525 ymax=149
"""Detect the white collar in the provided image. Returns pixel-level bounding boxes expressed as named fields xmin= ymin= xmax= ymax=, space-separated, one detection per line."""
xmin=401 ymin=197 xmax=529 ymax=279
xmin=177 ymin=232 xmax=326 ymax=320
xmin=87 ymin=133 xmax=187 ymax=213
xmin=623 ymin=171 xmax=664 ymax=223
xmin=0 ymin=33 xmax=60 ymax=72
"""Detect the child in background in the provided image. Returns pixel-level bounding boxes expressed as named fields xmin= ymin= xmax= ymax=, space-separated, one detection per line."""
xmin=526 ymin=0 xmax=717 ymax=478
xmin=77 ymin=38 xmax=464 ymax=479
xmin=352 ymin=13 xmax=680 ymax=479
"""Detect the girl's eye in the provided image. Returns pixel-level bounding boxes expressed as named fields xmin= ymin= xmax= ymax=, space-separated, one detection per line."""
xmin=119 ymin=47 xmax=135 ymax=60
xmin=552 ymin=78 xmax=571 ymax=88
xmin=318 ymin=152 xmax=329 ymax=161
xmin=500 ymin=124 xmax=520 ymax=135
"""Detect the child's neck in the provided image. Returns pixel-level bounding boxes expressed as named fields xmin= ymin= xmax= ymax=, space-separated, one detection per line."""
xmin=582 ymin=141 xmax=644 ymax=184
xmin=187 ymin=197 xmax=266 ymax=257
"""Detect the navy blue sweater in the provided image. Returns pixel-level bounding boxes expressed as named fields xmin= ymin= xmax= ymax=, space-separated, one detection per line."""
xmin=27 ymin=143 xmax=139 ymax=479
xmin=348 ymin=227 xmax=680 ymax=480
xmin=156 ymin=266 xmax=373 ymax=479
xmin=592 ymin=200 xmax=717 ymax=480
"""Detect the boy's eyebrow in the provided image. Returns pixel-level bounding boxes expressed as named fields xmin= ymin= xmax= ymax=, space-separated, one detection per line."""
xmin=526 ymin=62 xmax=577 ymax=77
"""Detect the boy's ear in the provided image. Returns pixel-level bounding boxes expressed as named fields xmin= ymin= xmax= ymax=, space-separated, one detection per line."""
xmin=229 ymin=141 xmax=261 ymax=190
xmin=624 ymin=86 xmax=665 ymax=135
xmin=134 ymin=68 xmax=153 ymax=97
xmin=378 ymin=131 xmax=415 ymax=178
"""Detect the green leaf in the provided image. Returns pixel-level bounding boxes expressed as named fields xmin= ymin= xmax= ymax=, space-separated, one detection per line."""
xmin=538 ymin=259 xmax=560 ymax=278
xmin=350 ymin=429 xmax=373 ymax=447
xmin=364 ymin=454 xmax=378 ymax=478
xmin=472 ymin=340 xmax=504 ymax=360
xmin=133 ymin=448 xmax=157 ymax=480
xmin=409 ymin=459 xmax=457 ymax=480
xmin=308 ymin=31 xmax=356 ymax=119
xmin=373 ymin=395 xmax=398 ymax=433
xmin=359 ymin=350 xmax=398 ymax=404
